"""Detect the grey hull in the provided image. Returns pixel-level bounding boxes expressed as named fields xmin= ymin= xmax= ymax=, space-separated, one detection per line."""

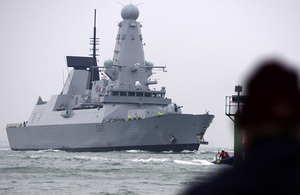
xmin=7 ymin=114 xmax=214 ymax=152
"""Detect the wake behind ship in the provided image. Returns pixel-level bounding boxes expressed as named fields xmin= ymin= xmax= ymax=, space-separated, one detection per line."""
xmin=6 ymin=4 xmax=214 ymax=152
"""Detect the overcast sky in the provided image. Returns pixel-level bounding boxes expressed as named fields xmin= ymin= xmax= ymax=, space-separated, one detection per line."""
xmin=1 ymin=0 xmax=300 ymax=148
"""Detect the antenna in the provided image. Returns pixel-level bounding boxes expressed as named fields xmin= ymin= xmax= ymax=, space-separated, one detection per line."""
xmin=92 ymin=9 xmax=96 ymax=83
xmin=135 ymin=2 xmax=143 ymax=6
xmin=87 ymin=9 xmax=100 ymax=90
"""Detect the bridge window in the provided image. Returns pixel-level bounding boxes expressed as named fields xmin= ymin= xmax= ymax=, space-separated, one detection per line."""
xmin=112 ymin=91 xmax=119 ymax=96
xmin=136 ymin=92 xmax=143 ymax=97
xmin=144 ymin=92 xmax=151 ymax=97
xmin=152 ymin=93 xmax=164 ymax=98
xmin=128 ymin=92 xmax=135 ymax=96
xmin=120 ymin=91 xmax=127 ymax=96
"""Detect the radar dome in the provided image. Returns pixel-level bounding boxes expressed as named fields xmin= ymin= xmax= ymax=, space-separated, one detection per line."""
xmin=146 ymin=61 xmax=154 ymax=67
xmin=146 ymin=61 xmax=154 ymax=70
xmin=121 ymin=4 xmax=139 ymax=20
xmin=104 ymin=59 xmax=113 ymax=68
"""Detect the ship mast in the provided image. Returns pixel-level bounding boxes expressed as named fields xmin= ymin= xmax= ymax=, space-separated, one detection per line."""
xmin=87 ymin=9 xmax=99 ymax=90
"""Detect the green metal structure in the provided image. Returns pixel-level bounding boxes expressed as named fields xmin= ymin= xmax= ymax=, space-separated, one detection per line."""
xmin=225 ymin=86 xmax=244 ymax=169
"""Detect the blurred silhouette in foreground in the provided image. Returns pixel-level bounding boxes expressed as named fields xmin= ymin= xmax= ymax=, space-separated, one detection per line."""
xmin=182 ymin=59 xmax=300 ymax=195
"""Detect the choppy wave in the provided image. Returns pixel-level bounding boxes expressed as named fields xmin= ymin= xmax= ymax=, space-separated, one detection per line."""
xmin=0 ymin=147 xmax=11 ymax=151
xmin=36 ymin=149 xmax=63 ymax=153
xmin=132 ymin=158 xmax=169 ymax=162
xmin=192 ymin=159 xmax=214 ymax=165
xmin=162 ymin=150 xmax=174 ymax=153
xmin=30 ymin=155 xmax=43 ymax=159
xmin=25 ymin=153 xmax=109 ymax=162
xmin=173 ymin=159 xmax=213 ymax=166
xmin=65 ymin=155 xmax=109 ymax=161
xmin=126 ymin=150 xmax=145 ymax=153
xmin=181 ymin=150 xmax=198 ymax=153
xmin=1 ymin=147 xmax=224 ymax=194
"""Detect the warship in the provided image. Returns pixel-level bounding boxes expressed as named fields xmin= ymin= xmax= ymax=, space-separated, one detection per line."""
xmin=6 ymin=4 xmax=214 ymax=152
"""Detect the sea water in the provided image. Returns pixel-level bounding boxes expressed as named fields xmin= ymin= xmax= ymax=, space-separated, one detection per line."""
xmin=0 ymin=147 xmax=233 ymax=195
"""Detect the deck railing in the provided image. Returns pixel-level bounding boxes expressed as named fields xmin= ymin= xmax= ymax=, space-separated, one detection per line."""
xmin=6 ymin=123 xmax=26 ymax=128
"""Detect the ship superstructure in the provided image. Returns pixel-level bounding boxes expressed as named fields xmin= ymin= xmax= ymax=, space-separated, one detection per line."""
xmin=6 ymin=4 xmax=214 ymax=152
